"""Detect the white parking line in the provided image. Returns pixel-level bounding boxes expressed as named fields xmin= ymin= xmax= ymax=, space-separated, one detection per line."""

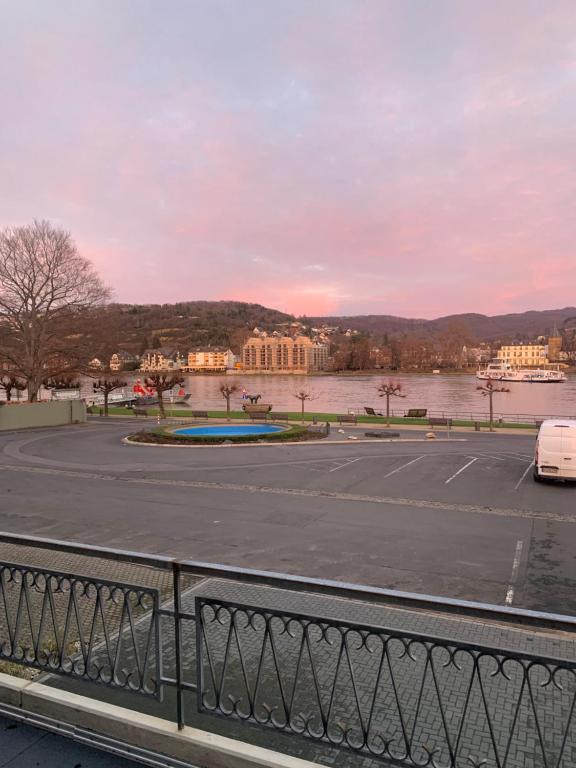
xmin=505 ymin=539 xmax=524 ymax=605
xmin=328 ymin=457 xmax=362 ymax=472
xmin=382 ymin=455 xmax=425 ymax=478
xmin=445 ymin=457 xmax=478 ymax=484
xmin=514 ymin=461 xmax=534 ymax=491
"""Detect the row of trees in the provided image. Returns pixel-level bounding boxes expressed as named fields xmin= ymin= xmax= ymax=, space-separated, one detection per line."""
xmin=328 ymin=325 xmax=480 ymax=372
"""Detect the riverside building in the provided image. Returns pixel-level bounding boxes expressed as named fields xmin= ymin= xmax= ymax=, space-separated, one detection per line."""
xmin=241 ymin=335 xmax=329 ymax=373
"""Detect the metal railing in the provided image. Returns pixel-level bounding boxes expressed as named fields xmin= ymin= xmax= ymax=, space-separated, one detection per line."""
xmin=0 ymin=531 xmax=575 ymax=767
xmin=353 ymin=408 xmax=573 ymax=425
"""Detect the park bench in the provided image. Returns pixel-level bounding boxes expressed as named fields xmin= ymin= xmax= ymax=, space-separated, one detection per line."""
xmin=190 ymin=410 xmax=209 ymax=419
xmin=242 ymin=403 xmax=272 ymax=415
xmin=428 ymin=417 xmax=452 ymax=429
xmin=338 ymin=414 xmax=358 ymax=425
xmin=405 ymin=408 xmax=428 ymax=418
xmin=364 ymin=406 xmax=383 ymax=417
xmin=270 ymin=412 xmax=290 ymax=421
xmin=246 ymin=411 xmax=268 ymax=421
xmin=132 ymin=407 xmax=149 ymax=417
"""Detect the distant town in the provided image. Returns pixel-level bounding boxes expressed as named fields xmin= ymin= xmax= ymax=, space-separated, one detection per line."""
xmin=88 ymin=319 xmax=576 ymax=374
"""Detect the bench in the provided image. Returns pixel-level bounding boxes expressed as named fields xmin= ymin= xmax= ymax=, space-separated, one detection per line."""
xmin=242 ymin=404 xmax=272 ymax=415
xmin=190 ymin=410 xmax=209 ymax=419
xmin=364 ymin=407 xmax=383 ymax=417
xmin=338 ymin=414 xmax=358 ymax=425
xmin=270 ymin=413 xmax=290 ymax=421
xmin=405 ymin=408 xmax=428 ymax=418
xmin=246 ymin=411 xmax=268 ymax=422
xmin=132 ymin=407 xmax=149 ymax=417
xmin=428 ymin=417 xmax=452 ymax=428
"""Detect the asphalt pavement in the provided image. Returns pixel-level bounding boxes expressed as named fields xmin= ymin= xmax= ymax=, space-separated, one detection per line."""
xmin=0 ymin=714 xmax=140 ymax=767
xmin=0 ymin=421 xmax=574 ymax=614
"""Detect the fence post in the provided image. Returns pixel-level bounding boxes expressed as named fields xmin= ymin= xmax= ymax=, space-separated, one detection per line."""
xmin=172 ymin=561 xmax=185 ymax=730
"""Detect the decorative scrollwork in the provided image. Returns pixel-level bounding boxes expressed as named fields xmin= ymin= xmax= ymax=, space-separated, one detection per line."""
xmin=196 ymin=597 xmax=576 ymax=767
xmin=0 ymin=560 xmax=160 ymax=697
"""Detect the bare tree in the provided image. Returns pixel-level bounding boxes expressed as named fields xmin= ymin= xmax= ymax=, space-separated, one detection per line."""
xmin=92 ymin=378 xmax=128 ymax=416
xmin=85 ymin=308 xmax=129 ymax=416
xmin=145 ymin=373 xmax=185 ymax=418
xmin=477 ymin=378 xmax=509 ymax=431
xmin=377 ymin=380 xmax=406 ymax=426
xmin=219 ymin=382 xmax=240 ymax=421
xmin=0 ymin=220 xmax=110 ymax=401
xmin=293 ymin=390 xmax=317 ymax=423
xmin=0 ymin=375 xmax=26 ymax=402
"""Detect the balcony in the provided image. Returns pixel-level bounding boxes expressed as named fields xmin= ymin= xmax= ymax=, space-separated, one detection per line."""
xmin=0 ymin=531 xmax=574 ymax=767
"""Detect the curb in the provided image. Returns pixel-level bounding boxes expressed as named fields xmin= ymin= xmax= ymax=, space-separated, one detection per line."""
xmin=0 ymin=673 xmax=315 ymax=768
xmin=122 ymin=436 xmax=468 ymax=449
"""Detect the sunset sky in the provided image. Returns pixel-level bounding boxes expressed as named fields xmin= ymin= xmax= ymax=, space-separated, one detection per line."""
xmin=1 ymin=0 xmax=575 ymax=318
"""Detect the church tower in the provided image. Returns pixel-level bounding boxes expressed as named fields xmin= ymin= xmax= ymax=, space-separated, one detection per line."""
xmin=548 ymin=323 xmax=562 ymax=362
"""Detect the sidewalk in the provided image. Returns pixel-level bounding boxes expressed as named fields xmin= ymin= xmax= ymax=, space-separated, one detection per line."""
xmin=0 ymin=714 xmax=140 ymax=767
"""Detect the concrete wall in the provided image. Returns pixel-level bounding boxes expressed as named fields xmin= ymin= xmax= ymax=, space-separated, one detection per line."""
xmin=0 ymin=401 xmax=87 ymax=430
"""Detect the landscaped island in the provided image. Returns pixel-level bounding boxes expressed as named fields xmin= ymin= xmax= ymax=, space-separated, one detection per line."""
xmin=127 ymin=422 xmax=326 ymax=445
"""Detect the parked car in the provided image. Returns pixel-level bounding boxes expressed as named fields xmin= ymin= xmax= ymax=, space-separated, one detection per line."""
xmin=534 ymin=419 xmax=576 ymax=482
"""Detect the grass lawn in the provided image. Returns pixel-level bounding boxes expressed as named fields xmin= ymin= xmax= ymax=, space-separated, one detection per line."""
xmin=89 ymin=405 xmax=536 ymax=430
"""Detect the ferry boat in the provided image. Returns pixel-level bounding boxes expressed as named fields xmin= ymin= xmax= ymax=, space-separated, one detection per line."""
xmin=476 ymin=359 xmax=567 ymax=383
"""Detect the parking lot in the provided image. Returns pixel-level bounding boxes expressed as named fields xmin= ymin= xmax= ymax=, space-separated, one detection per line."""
xmin=0 ymin=421 xmax=574 ymax=615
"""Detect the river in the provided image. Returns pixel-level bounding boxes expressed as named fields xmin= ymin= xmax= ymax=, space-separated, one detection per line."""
xmin=81 ymin=372 xmax=576 ymax=419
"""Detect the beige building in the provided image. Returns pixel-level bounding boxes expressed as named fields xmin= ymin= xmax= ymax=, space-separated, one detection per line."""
xmin=185 ymin=348 xmax=235 ymax=372
xmin=498 ymin=344 xmax=548 ymax=367
xmin=241 ymin=335 xmax=329 ymax=373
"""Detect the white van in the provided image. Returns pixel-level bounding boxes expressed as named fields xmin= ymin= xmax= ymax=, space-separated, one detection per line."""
xmin=534 ymin=419 xmax=576 ymax=482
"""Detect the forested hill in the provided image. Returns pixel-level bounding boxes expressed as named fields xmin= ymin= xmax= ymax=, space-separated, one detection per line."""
xmin=105 ymin=301 xmax=576 ymax=354
xmin=307 ymin=307 xmax=576 ymax=341
xmin=108 ymin=301 xmax=293 ymax=354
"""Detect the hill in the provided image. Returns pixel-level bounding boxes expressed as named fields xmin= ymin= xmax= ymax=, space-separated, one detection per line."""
xmin=102 ymin=301 xmax=576 ymax=356
xmin=307 ymin=307 xmax=576 ymax=341
xmin=108 ymin=301 xmax=294 ymax=354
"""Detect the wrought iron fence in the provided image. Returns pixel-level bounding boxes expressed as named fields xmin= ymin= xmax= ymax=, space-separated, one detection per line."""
xmin=0 ymin=532 xmax=575 ymax=767
xmin=196 ymin=598 xmax=576 ymax=767
xmin=0 ymin=561 xmax=160 ymax=696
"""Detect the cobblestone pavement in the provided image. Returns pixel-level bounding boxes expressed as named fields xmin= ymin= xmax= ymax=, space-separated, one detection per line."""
xmin=189 ymin=579 xmax=576 ymax=768
xmin=33 ymin=576 xmax=576 ymax=768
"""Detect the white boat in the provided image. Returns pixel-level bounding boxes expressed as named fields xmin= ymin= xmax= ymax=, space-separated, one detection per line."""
xmin=476 ymin=359 xmax=567 ymax=383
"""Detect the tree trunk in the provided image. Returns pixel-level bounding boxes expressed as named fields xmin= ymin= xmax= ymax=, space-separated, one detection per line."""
xmin=157 ymin=390 xmax=166 ymax=419
xmin=5 ymin=387 xmax=11 ymax=402
xmin=489 ymin=392 xmax=494 ymax=432
xmin=104 ymin=389 xmax=109 ymax=417
xmin=226 ymin=395 xmax=231 ymax=421
xmin=27 ymin=377 xmax=41 ymax=402
xmin=386 ymin=395 xmax=390 ymax=426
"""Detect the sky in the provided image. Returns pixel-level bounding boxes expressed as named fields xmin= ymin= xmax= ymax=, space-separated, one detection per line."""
xmin=1 ymin=0 xmax=576 ymax=319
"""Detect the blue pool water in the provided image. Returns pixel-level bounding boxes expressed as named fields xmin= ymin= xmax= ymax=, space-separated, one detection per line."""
xmin=173 ymin=424 xmax=285 ymax=437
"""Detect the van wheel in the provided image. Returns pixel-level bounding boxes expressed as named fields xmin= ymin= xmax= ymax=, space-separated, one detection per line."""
xmin=533 ymin=468 xmax=542 ymax=483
